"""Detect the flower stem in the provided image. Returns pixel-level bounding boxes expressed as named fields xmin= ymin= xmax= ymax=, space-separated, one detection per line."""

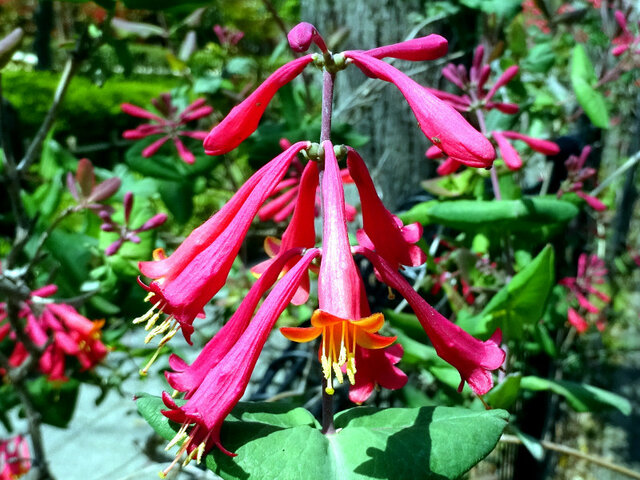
xmin=319 ymin=64 xmax=336 ymax=435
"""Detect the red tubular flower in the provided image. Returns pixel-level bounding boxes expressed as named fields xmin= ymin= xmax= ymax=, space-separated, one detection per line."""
xmin=346 ymin=147 xmax=425 ymax=270
xmin=281 ymin=142 xmax=396 ymax=394
xmin=364 ymin=34 xmax=448 ymax=61
xmin=159 ymin=249 xmax=320 ymax=467
xmin=203 ymin=56 xmax=314 ymax=156
xmin=492 ymin=131 xmax=522 ymax=171
xmin=136 ymin=142 xmax=310 ymax=344
xmin=558 ymin=145 xmax=607 ymax=211
xmin=498 ymin=131 xmax=560 ymax=155
xmin=165 ymin=248 xmax=307 ymax=397
xmin=356 ymin=246 xmax=505 ymax=395
xmin=344 ymin=50 xmax=495 ymax=168
xmin=349 ymin=343 xmax=408 ymax=404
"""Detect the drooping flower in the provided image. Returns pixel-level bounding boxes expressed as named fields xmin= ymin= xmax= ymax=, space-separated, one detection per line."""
xmin=122 ymin=94 xmax=213 ymax=164
xmin=347 ymin=147 xmax=425 ymax=271
xmin=356 ymin=246 xmax=505 ymax=395
xmin=203 ymin=56 xmax=314 ymax=156
xmin=557 ymin=146 xmax=607 ymax=211
xmin=0 ymin=435 xmax=30 ymax=480
xmin=158 ymin=249 xmax=320 ymax=469
xmin=280 ymin=142 xmax=397 ymax=394
xmin=135 ymin=141 xmax=310 ymax=345
xmin=344 ymin=50 xmax=495 ymax=167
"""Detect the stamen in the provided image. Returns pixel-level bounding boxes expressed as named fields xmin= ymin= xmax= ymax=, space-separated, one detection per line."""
xmin=387 ymin=286 xmax=395 ymax=300
xmin=161 ymin=437 xmax=190 ymax=478
xmin=332 ymin=361 xmax=344 ymax=384
xmin=166 ymin=423 xmax=189 ymax=450
xmin=132 ymin=302 xmax=160 ymax=325
xmin=338 ymin=323 xmax=346 ymax=366
xmin=346 ymin=355 xmax=356 ymax=385
xmin=144 ymin=291 xmax=154 ymax=302
xmin=144 ymin=315 xmax=173 ymax=343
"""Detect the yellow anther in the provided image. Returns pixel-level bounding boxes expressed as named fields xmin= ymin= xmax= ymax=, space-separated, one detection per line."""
xmin=332 ymin=362 xmax=344 ymax=384
xmin=166 ymin=424 xmax=189 ymax=450
xmin=346 ymin=356 xmax=356 ymax=385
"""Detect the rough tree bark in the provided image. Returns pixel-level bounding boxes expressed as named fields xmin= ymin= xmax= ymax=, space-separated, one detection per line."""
xmin=301 ymin=0 xmax=437 ymax=210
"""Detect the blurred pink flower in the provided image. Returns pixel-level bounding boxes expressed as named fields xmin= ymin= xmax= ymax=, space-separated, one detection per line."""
xmin=557 ymin=146 xmax=607 ymax=211
xmin=0 ymin=435 xmax=30 ymax=479
xmin=122 ymin=94 xmax=213 ymax=164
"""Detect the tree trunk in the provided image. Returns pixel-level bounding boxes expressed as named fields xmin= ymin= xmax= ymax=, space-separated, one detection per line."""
xmin=301 ymin=0 xmax=437 ymax=210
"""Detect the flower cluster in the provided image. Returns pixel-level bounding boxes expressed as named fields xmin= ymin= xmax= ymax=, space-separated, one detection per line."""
xmin=122 ymin=93 xmax=213 ymax=164
xmin=0 ymin=435 xmax=30 ymax=480
xmin=559 ymin=253 xmax=610 ymax=333
xmin=66 ymin=158 xmax=120 ymax=215
xmin=556 ymin=145 xmax=606 ymax=211
xmin=134 ymin=23 xmax=505 ymax=473
xmin=99 ymin=191 xmax=167 ymax=256
xmin=0 ymin=285 xmax=108 ymax=381
xmin=427 ymin=44 xmax=559 ymax=174
xmin=213 ymin=24 xmax=244 ymax=47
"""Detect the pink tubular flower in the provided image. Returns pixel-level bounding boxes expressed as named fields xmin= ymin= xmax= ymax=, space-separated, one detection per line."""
xmin=559 ymin=253 xmax=610 ymax=333
xmin=344 ymin=50 xmax=495 ymax=167
xmin=213 ymin=24 xmax=244 ymax=47
xmin=159 ymin=249 xmax=320 ymax=466
xmin=349 ymin=343 xmax=408 ymax=404
xmin=122 ymin=94 xmax=213 ymax=164
xmin=346 ymin=147 xmax=425 ymax=270
xmin=0 ymin=435 xmax=30 ymax=479
xmin=364 ymin=34 xmax=448 ymax=61
xmin=203 ymin=56 xmax=314 ymax=156
xmin=281 ymin=142 xmax=397 ymax=394
xmin=135 ymin=141 xmax=310 ymax=345
xmin=356 ymin=246 xmax=505 ymax=395
xmin=557 ymin=146 xmax=606 ymax=211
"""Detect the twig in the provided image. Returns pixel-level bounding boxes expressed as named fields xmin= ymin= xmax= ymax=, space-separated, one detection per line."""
xmin=590 ymin=150 xmax=640 ymax=197
xmin=500 ymin=434 xmax=640 ymax=480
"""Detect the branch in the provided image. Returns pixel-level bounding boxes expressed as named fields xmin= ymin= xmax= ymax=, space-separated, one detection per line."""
xmin=590 ymin=150 xmax=640 ymax=197
xmin=500 ymin=434 xmax=640 ymax=480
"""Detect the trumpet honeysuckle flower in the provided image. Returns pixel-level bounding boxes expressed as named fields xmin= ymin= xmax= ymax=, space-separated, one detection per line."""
xmin=346 ymin=147 xmax=425 ymax=270
xmin=165 ymin=248 xmax=308 ymax=398
xmin=612 ymin=10 xmax=640 ymax=57
xmin=203 ymin=56 xmax=314 ymax=156
xmin=363 ymin=34 xmax=448 ymax=61
xmin=287 ymin=22 xmax=327 ymax=53
xmin=356 ymin=246 xmax=505 ymax=395
xmin=281 ymin=142 xmax=396 ymax=394
xmin=0 ymin=435 xmax=30 ymax=479
xmin=122 ymin=94 xmax=213 ymax=164
xmin=135 ymin=141 xmax=310 ymax=345
xmin=66 ymin=158 xmax=121 ymax=213
xmin=344 ymin=50 xmax=495 ymax=167
xmin=349 ymin=343 xmax=408 ymax=404
xmin=159 ymin=249 xmax=320 ymax=467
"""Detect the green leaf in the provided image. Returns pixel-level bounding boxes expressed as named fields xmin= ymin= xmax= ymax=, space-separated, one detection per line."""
xmin=138 ymin=395 xmax=508 ymax=479
xmin=572 ymin=77 xmax=609 ymax=129
xmin=158 ymin=180 xmax=194 ymax=223
xmin=458 ymin=245 xmax=555 ymax=339
xmin=401 ymin=198 xmax=578 ymax=232
xmin=570 ymin=44 xmax=609 ymax=129
xmin=520 ymin=376 xmax=631 ymax=414
xmin=487 ymin=374 xmax=521 ymax=409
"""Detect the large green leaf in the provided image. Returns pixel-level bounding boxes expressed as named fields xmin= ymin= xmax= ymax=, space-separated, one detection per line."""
xmin=27 ymin=377 xmax=80 ymax=428
xmin=137 ymin=395 xmax=508 ymax=480
xmin=401 ymin=197 xmax=578 ymax=232
xmin=570 ymin=45 xmax=609 ymax=129
xmin=458 ymin=245 xmax=555 ymax=339
xmin=520 ymin=376 xmax=631 ymax=415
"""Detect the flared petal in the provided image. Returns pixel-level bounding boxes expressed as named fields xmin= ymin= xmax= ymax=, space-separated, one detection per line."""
xmin=356 ymin=247 xmax=505 ymax=395
xmin=362 ymin=34 xmax=448 ymax=61
xmin=347 ymin=148 xmax=425 ymax=269
xmin=349 ymin=344 xmax=408 ymax=404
